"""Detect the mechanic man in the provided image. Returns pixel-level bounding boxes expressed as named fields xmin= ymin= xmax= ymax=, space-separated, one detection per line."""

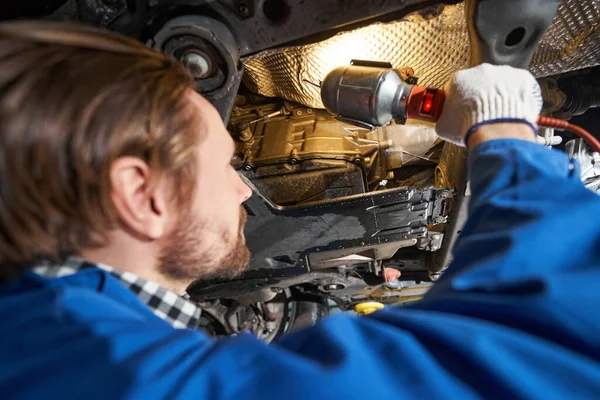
xmin=1 ymin=21 xmax=599 ymax=399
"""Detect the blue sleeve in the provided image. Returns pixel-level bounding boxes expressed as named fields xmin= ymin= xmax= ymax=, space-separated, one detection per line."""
xmin=19 ymin=139 xmax=600 ymax=399
xmin=431 ymin=138 xmax=600 ymax=289
xmin=415 ymin=138 xmax=600 ymax=346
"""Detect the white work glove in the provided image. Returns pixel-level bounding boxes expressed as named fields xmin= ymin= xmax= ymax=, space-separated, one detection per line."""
xmin=435 ymin=63 xmax=543 ymax=146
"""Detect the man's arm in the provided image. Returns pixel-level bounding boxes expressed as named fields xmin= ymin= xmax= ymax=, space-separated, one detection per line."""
xmin=437 ymin=122 xmax=600 ymax=288
xmin=417 ymin=122 xmax=600 ymax=356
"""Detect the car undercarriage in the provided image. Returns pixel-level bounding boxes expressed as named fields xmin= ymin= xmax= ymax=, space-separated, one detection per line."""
xmin=3 ymin=0 xmax=600 ymax=341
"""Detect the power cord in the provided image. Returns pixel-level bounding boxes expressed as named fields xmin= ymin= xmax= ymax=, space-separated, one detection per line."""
xmin=537 ymin=116 xmax=600 ymax=152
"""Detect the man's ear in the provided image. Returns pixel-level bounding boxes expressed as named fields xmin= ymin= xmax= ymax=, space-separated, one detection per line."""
xmin=110 ymin=157 xmax=169 ymax=240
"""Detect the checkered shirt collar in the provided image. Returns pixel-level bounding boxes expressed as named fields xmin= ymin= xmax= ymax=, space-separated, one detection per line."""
xmin=33 ymin=257 xmax=201 ymax=330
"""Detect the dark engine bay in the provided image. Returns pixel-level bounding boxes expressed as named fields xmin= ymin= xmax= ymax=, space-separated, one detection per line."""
xmin=3 ymin=0 xmax=600 ymax=341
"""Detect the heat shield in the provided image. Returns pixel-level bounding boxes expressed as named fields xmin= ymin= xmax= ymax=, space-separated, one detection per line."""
xmin=242 ymin=1 xmax=600 ymax=108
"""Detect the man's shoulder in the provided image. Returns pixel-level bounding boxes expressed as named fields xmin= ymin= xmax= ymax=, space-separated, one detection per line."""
xmin=0 ymin=269 xmax=159 ymax=326
xmin=0 ymin=270 xmax=176 ymax=351
xmin=0 ymin=270 xmax=207 ymax=399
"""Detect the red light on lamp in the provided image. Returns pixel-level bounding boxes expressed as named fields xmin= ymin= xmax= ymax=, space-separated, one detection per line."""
xmin=421 ymin=91 xmax=435 ymax=114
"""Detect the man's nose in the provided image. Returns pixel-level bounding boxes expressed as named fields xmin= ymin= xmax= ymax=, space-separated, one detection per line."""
xmin=237 ymin=173 xmax=252 ymax=203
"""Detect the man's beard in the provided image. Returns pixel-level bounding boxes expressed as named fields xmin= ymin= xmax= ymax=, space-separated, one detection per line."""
xmin=158 ymin=206 xmax=250 ymax=285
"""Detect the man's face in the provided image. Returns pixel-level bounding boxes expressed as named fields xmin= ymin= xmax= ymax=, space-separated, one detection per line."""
xmin=158 ymin=91 xmax=253 ymax=284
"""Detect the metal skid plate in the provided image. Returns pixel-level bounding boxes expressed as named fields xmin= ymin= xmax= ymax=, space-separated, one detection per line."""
xmin=243 ymin=0 xmax=600 ymax=108
xmin=244 ymin=184 xmax=451 ymax=272
xmin=188 ymin=183 xmax=451 ymax=299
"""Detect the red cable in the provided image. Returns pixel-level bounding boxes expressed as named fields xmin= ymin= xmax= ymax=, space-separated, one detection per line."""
xmin=537 ymin=116 xmax=600 ymax=153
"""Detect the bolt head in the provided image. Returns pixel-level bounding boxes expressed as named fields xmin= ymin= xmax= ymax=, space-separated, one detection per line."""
xmin=183 ymin=52 xmax=211 ymax=79
xmin=238 ymin=4 xmax=250 ymax=15
xmin=429 ymin=272 xmax=442 ymax=281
